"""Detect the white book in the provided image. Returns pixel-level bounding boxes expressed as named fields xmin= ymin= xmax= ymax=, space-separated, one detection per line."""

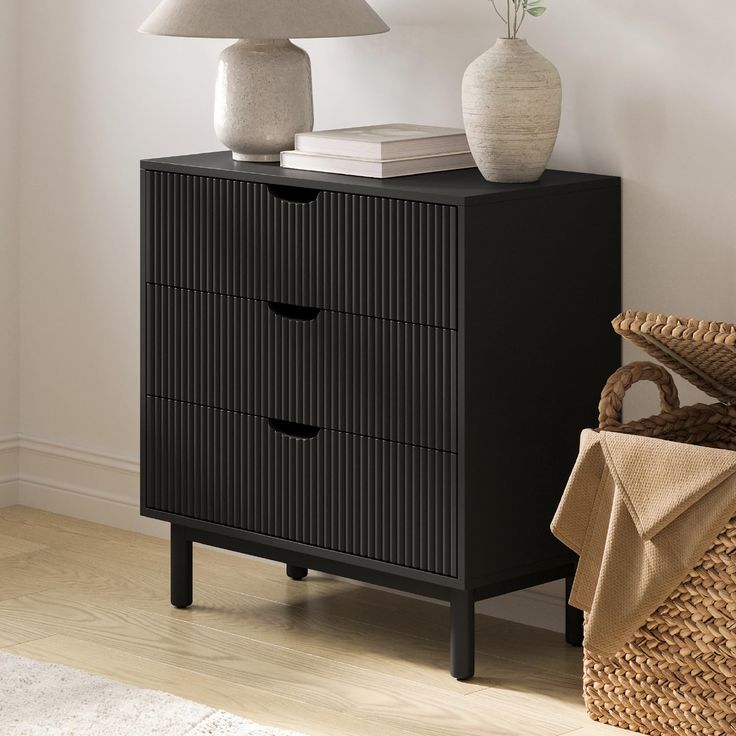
xmin=280 ymin=150 xmax=477 ymax=179
xmin=294 ymin=124 xmax=469 ymax=161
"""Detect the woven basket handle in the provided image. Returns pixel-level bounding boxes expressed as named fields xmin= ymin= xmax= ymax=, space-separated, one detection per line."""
xmin=598 ymin=361 xmax=680 ymax=430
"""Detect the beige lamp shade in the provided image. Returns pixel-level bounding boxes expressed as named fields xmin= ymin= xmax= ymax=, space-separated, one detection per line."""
xmin=139 ymin=0 xmax=390 ymax=39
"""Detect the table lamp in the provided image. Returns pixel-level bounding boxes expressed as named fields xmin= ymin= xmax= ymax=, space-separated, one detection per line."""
xmin=139 ymin=0 xmax=389 ymax=162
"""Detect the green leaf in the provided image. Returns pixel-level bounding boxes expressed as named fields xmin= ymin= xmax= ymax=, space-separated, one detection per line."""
xmin=527 ymin=0 xmax=544 ymax=6
xmin=527 ymin=6 xmax=547 ymax=16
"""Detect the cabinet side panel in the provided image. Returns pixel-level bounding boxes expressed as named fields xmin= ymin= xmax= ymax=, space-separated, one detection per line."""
xmin=461 ymin=185 xmax=622 ymax=586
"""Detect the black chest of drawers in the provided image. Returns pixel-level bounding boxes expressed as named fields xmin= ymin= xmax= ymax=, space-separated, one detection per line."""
xmin=141 ymin=152 xmax=621 ymax=679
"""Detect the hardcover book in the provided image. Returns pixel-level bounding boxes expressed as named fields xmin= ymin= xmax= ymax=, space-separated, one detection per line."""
xmin=294 ymin=124 xmax=469 ymax=161
xmin=280 ymin=150 xmax=476 ymax=179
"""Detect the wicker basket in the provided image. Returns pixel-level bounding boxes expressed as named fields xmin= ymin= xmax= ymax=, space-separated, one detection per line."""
xmin=584 ymin=310 xmax=736 ymax=736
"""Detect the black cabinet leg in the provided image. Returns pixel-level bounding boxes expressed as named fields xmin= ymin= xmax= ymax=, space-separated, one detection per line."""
xmin=171 ymin=524 xmax=193 ymax=609
xmin=287 ymin=564 xmax=308 ymax=581
xmin=451 ymin=589 xmax=475 ymax=680
xmin=565 ymin=574 xmax=584 ymax=647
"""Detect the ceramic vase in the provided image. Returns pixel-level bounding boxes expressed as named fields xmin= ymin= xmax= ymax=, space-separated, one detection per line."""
xmin=462 ymin=38 xmax=561 ymax=183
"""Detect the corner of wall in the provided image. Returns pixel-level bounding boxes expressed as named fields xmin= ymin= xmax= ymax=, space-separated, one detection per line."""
xmin=13 ymin=436 xmax=164 ymax=538
xmin=0 ymin=437 xmax=19 ymax=507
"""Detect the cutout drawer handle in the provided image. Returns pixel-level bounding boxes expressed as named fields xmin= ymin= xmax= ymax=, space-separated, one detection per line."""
xmin=266 ymin=183 xmax=322 ymax=205
xmin=268 ymin=418 xmax=321 ymax=440
xmin=268 ymin=302 xmax=322 ymax=322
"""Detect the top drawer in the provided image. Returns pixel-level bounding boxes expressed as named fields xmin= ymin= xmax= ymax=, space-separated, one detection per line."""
xmin=142 ymin=171 xmax=458 ymax=329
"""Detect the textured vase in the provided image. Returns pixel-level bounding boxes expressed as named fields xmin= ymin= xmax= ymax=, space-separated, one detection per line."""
xmin=215 ymin=39 xmax=314 ymax=162
xmin=462 ymin=38 xmax=561 ymax=183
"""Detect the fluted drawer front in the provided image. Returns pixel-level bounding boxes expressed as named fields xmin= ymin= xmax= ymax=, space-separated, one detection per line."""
xmin=144 ymin=398 xmax=457 ymax=576
xmin=143 ymin=171 xmax=458 ymax=329
xmin=146 ymin=285 xmax=457 ymax=452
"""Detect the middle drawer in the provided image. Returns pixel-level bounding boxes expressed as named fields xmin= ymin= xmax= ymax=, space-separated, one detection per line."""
xmin=146 ymin=285 xmax=457 ymax=452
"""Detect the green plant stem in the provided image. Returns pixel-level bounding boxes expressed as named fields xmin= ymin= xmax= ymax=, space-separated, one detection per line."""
xmin=515 ymin=2 xmax=527 ymax=35
xmin=489 ymin=0 xmax=534 ymax=39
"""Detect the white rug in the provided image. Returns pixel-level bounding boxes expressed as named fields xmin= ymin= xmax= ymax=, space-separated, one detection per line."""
xmin=0 ymin=651 xmax=306 ymax=736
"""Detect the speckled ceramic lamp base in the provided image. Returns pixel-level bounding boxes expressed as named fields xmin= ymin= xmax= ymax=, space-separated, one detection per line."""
xmin=214 ymin=39 xmax=314 ymax=162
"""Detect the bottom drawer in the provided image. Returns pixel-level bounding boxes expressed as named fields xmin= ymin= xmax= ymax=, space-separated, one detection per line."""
xmin=143 ymin=398 xmax=457 ymax=576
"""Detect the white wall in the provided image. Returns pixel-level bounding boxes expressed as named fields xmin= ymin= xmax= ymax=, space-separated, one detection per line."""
xmin=0 ymin=0 xmax=21 ymax=503
xmin=0 ymin=0 xmax=20 ymax=438
xmin=18 ymin=0 xmax=220 ymax=460
xmin=8 ymin=0 xmax=736 ymax=630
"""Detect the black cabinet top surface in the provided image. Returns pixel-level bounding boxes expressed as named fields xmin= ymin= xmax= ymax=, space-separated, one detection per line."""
xmin=141 ymin=151 xmax=620 ymax=207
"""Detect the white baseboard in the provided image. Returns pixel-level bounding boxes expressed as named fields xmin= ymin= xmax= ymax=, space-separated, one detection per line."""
xmin=3 ymin=434 xmax=566 ymax=631
xmin=0 ymin=481 xmax=19 ymax=508
xmin=2 ymin=435 xmax=166 ymax=538
xmin=17 ymin=479 xmax=166 ymax=539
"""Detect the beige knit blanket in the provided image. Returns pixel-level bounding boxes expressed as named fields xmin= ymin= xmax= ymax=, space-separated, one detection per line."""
xmin=552 ymin=429 xmax=736 ymax=655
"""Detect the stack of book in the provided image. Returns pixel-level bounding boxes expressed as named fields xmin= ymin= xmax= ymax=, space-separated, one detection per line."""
xmin=280 ymin=124 xmax=475 ymax=179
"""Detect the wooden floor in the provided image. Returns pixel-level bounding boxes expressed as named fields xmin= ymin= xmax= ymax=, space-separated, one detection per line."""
xmin=0 ymin=506 xmax=625 ymax=736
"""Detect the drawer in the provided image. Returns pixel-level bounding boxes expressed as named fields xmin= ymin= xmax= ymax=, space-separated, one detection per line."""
xmin=145 ymin=285 xmax=457 ymax=452
xmin=143 ymin=397 xmax=457 ymax=576
xmin=142 ymin=170 xmax=458 ymax=329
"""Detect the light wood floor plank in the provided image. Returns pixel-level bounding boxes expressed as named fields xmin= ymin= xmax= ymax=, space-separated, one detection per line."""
xmin=0 ymin=532 xmax=47 ymax=560
xmin=0 ymin=622 xmax=50 ymax=648
xmin=0 ymin=547 xmax=133 ymax=602
xmin=0 ymin=506 xmax=152 ymax=549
